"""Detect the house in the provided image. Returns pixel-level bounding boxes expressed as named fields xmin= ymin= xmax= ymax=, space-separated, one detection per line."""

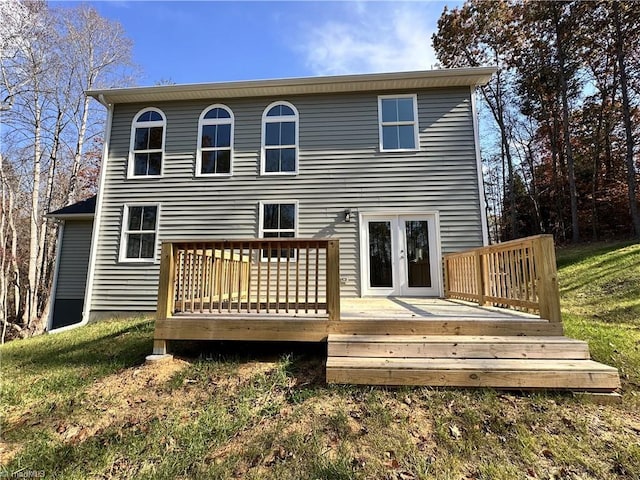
xmin=47 ymin=68 xmax=620 ymax=391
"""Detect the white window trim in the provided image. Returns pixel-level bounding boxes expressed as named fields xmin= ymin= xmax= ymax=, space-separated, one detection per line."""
xmin=377 ymin=94 xmax=420 ymax=152
xmin=118 ymin=203 xmax=161 ymax=263
xmin=260 ymin=101 xmax=299 ymax=176
xmin=128 ymin=107 xmax=167 ymax=179
xmin=195 ymin=104 xmax=234 ymax=177
xmin=258 ymin=200 xmax=299 ymax=262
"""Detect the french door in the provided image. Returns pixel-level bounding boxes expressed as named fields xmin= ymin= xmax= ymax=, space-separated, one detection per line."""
xmin=361 ymin=214 xmax=440 ymax=296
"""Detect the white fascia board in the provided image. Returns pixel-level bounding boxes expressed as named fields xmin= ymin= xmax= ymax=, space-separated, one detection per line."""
xmin=87 ymin=68 xmax=497 ymax=105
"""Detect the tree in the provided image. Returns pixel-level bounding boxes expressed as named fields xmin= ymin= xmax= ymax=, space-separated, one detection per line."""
xmin=433 ymin=0 xmax=521 ymax=238
xmin=0 ymin=0 xmax=135 ymax=336
xmin=612 ymin=1 xmax=640 ymax=238
xmin=433 ymin=0 xmax=637 ymax=244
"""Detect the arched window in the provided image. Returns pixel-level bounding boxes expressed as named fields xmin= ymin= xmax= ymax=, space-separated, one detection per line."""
xmin=261 ymin=101 xmax=298 ymax=175
xmin=129 ymin=108 xmax=166 ymax=178
xmin=197 ymin=104 xmax=234 ymax=176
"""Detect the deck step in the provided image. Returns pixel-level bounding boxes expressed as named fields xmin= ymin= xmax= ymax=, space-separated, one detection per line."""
xmin=330 ymin=318 xmax=564 ymax=336
xmin=326 ymin=334 xmax=621 ymax=392
xmin=327 ymin=334 xmax=590 ymax=359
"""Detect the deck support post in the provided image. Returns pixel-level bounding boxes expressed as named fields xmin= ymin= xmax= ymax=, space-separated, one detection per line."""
xmin=326 ymin=239 xmax=340 ymax=321
xmin=152 ymin=242 xmax=176 ymax=357
xmin=156 ymin=242 xmax=176 ymax=320
xmin=533 ymin=235 xmax=562 ymax=323
xmin=152 ymin=339 xmax=168 ymax=355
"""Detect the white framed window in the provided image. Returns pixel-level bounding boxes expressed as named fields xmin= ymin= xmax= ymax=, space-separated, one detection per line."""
xmin=261 ymin=101 xmax=299 ymax=175
xmin=128 ymin=108 xmax=166 ymax=178
xmin=378 ymin=94 xmax=419 ymax=152
xmin=119 ymin=204 xmax=160 ymax=262
xmin=196 ymin=104 xmax=233 ymax=176
xmin=258 ymin=201 xmax=298 ymax=260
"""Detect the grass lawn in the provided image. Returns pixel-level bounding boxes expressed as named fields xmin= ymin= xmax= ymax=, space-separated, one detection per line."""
xmin=1 ymin=241 xmax=639 ymax=479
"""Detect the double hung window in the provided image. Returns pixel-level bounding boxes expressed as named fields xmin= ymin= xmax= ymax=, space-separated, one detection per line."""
xmin=259 ymin=202 xmax=297 ymax=260
xmin=378 ymin=95 xmax=419 ymax=151
xmin=120 ymin=205 xmax=159 ymax=262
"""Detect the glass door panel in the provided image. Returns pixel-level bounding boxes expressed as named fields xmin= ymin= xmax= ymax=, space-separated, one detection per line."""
xmin=404 ymin=220 xmax=431 ymax=288
xmin=368 ymin=221 xmax=393 ymax=288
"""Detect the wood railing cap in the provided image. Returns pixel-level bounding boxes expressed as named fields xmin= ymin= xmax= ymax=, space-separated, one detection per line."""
xmin=443 ymin=234 xmax=553 ymax=259
xmin=161 ymin=238 xmax=339 ymax=245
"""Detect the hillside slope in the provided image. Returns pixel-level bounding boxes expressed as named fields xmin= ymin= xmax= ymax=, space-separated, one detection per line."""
xmin=558 ymin=241 xmax=640 ymax=386
xmin=1 ymin=241 xmax=639 ymax=479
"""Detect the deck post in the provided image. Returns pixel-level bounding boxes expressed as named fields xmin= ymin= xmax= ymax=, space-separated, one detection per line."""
xmin=153 ymin=242 xmax=176 ymax=356
xmin=533 ymin=235 xmax=562 ymax=323
xmin=326 ymin=239 xmax=341 ymax=321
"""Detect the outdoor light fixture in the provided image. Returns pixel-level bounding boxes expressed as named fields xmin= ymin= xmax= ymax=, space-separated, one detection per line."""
xmin=344 ymin=209 xmax=352 ymax=222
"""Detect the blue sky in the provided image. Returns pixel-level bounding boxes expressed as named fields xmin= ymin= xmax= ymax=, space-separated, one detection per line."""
xmin=58 ymin=1 xmax=456 ymax=85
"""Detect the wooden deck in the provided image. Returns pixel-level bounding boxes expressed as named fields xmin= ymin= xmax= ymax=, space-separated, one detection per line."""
xmin=155 ymin=298 xmax=564 ymax=342
xmin=151 ymin=236 xmax=621 ymax=392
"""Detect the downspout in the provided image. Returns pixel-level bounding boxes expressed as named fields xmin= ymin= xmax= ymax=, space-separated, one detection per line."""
xmin=471 ymin=85 xmax=490 ymax=245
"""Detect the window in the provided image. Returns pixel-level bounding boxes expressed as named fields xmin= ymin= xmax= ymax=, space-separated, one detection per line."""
xmin=259 ymin=201 xmax=297 ymax=259
xmin=129 ymin=108 xmax=166 ymax=178
xmin=261 ymin=101 xmax=298 ymax=175
xmin=378 ymin=95 xmax=419 ymax=151
xmin=197 ymin=104 xmax=233 ymax=176
xmin=120 ymin=205 xmax=159 ymax=262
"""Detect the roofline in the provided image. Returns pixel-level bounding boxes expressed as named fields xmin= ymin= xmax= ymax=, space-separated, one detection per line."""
xmin=87 ymin=67 xmax=496 ymax=105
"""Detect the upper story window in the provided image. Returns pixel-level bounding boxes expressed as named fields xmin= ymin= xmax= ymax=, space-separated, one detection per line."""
xmin=197 ymin=104 xmax=233 ymax=176
xmin=261 ymin=101 xmax=298 ymax=175
xmin=129 ymin=108 xmax=166 ymax=178
xmin=119 ymin=204 xmax=159 ymax=262
xmin=378 ymin=95 xmax=419 ymax=151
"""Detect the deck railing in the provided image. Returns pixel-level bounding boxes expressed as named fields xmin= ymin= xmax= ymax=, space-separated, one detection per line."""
xmin=156 ymin=239 xmax=341 ymax=321
xmin=443 ymin=234 xmax=561 ymax=322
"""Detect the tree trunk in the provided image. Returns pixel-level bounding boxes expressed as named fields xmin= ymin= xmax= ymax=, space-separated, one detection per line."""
xmin=613 ymin=1 xmax=640 ymax=239
xmin=590 ymin=89 xmax=607 ymax=240
xmin=480 ymin=77 xmax=517 ymax=240
xmin=553 ymin=3 xmax=580 ymax=242
xmin=67 ymin=94 xmax=91 ymax=205
xmin=0 ymin=154 xmax=7 ymax=340
xmin=27 ymin=92 xmax=42 ymax=329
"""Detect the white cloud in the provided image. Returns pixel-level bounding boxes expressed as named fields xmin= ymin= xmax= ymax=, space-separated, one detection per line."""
xmin=299 ymin=3 xmax=442 ymax=75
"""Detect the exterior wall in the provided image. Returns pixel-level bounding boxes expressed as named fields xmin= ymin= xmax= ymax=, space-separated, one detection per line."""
xmin=90 ymin=87 xmax=483 ymax=313
xmin=51 ymin=219 xmax=93 ymax=328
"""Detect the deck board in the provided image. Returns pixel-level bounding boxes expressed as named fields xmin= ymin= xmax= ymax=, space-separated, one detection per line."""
xmin=326 ymin=357 xmax=617 ymax=371
xmin=327 ymin=334 xmax=590 ymax=359
xmin=326 ymin=366 xmax=621 ymax=391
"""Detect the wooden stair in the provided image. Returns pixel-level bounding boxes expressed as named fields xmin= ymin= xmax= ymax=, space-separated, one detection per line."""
xmin=326 ymin=334 xmax=621 ymax=391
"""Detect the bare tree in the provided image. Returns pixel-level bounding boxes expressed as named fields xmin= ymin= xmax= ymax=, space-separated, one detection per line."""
xmin=1 ymin=1 xmax=135 ymax=335
xmin=59 ymin=5 xmax=134 ymax=205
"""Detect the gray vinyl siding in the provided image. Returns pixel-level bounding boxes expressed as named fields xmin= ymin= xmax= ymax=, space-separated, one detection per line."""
xmin=56 ymin=219 xmax=93 ymax=299
xmin=90 ymin=88 xmax=482 ymax=312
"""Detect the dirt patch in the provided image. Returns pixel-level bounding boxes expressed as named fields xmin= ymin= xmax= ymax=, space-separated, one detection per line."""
xmin=0 ymin=441 xmax=22 ymax=467
xmin=52 ymin=358 xmax=193 ymax=445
